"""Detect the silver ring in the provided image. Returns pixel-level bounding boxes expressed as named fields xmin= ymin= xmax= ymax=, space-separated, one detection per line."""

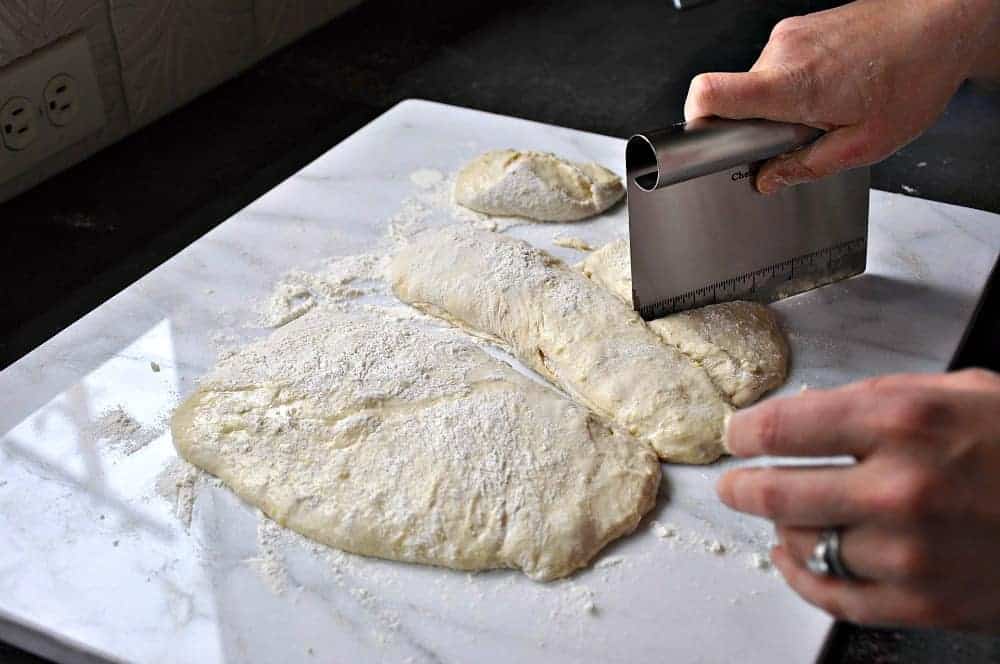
xmin=806 ymin=528 xmax=854 ymax=579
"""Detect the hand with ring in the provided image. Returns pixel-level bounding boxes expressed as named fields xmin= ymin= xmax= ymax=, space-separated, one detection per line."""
xmin=718 ymin=370 xmax=1000 ymax=630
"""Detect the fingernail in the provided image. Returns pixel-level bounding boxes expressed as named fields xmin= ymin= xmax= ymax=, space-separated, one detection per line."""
xmin=723 ymin=409 xmax=750 ymax=454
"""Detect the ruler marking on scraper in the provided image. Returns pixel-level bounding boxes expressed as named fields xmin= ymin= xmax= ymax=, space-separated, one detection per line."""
xmin=637 ymin=237 xmax=867 ymax=320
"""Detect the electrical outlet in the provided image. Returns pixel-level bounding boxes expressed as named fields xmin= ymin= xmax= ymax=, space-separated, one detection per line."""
xmin=43 ymin=74 xmax=80 ymax=127
xmin=1 ymin=97 xmax=40 ymax=151
xmin=0 ymin=33 xmax=106 ymax=185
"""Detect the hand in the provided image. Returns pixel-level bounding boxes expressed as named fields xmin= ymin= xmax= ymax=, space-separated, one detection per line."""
xmin=684 ymin=0 xmax=1000 ymax=194
xmin=717 ymin=369 xmax=1000 ymax=631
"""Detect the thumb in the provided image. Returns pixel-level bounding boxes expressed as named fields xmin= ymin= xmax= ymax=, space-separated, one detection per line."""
xmin=755 ymin=124 xmax=871 ymax=194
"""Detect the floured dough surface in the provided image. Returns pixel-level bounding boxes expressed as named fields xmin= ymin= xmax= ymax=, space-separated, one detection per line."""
xmin=454 ymin=150 xmax=624 ymax=222
xmin=580 ymin=239 xmax=789 ymax=406
xmin=171 ymin=306 xmax=659 ymax=581
xmin=390 ymin=227 xmax=732 ymax=464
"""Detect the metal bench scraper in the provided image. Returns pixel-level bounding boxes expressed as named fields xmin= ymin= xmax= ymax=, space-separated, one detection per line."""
xmin=626 ymin=117 xmax=870 ymax=319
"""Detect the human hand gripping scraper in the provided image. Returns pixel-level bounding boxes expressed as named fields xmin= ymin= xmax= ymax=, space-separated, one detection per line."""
xmin=626 ymin=118 xmax=870 ymax=319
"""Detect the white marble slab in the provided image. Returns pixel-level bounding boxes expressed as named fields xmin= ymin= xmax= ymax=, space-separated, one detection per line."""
xmin=1 ymin=100 xmax=998 ymax=664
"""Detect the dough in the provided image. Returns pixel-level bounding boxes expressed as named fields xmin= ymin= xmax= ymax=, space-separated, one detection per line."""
xmin=454 ymin=150 xmax=624 ymax=222
xmin=579 ymin=239 xmax=789 ymax=406
xmin=171 ymin=306 xmax=659 ymax=581
xmin=390 ymin=228 xmax=732 ymax=464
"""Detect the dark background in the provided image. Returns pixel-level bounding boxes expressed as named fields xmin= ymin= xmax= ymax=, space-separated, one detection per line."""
xmin=2 ymin=0 xmax=999 ymax=661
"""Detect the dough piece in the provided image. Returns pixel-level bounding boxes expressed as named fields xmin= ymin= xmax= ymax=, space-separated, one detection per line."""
xmin=171 ymin=307 xmax=659 ymax=581
xmin=454 ymin=149 xmax=624 ymax=222
xmin=390 ymin=228 xmax=732 ymax=464
xmin=580 ymin=239 xmax=789 ymax=406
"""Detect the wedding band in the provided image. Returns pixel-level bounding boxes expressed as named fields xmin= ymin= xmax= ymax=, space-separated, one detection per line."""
xmin=806 ymin=528 xmax=854 ymax=579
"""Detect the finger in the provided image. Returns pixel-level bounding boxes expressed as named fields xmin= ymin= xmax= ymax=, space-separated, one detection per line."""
xmin=841 ymin=372 xmax=1000 ymax=437
xmin=770 ymin=545 xmax=878 ymax=624
xmin=772 ymin=545 xmax=946 ymax=628
xmin=684 ymin=69 xmax=822 ymax=123
xmin=717 ymin=465 xmax=864 ymax=526
xmin=725 ymin=387 xmax=880 ymax=458
xmin=777 ymin=525 xmax=934 ymax=584
xmin=755 ymin=124 xmax=879 ymax=194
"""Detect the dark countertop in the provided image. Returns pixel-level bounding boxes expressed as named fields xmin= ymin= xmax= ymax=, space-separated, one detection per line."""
xmin=1 ymin=1 xmax=998 ymax=662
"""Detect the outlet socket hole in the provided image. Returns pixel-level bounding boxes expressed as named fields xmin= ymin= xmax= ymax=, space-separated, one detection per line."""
xmin=4 ymin=125 xmax=11 ymax=134
xmin=12 ymin=108 xmax=23 ymax=117
xmin=56 ymin=85 xmax=67 ymax=94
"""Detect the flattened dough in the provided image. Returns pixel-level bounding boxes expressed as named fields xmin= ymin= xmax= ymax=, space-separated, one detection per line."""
xmin=454 ymin=150 xmax=624 ymax=222
xmin=390 ymin=228 xmax=732 ymax=464
xmin=580 ymin=239 xmax=789 ymax=406
xmin=171 ymin=307 xmax=659 ymax=581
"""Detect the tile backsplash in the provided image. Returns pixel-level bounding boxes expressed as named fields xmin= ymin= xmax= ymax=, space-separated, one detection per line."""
xmin=0 ymin=0 xmax=363 ymax=203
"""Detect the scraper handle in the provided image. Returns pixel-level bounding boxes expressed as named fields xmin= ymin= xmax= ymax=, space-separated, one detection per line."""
xmin=627 ymin=118 xmax=823 ymax=191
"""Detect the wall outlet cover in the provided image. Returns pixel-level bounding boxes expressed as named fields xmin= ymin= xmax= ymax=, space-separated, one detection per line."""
xmin=0 ymin=33 xmax=106 ymax=186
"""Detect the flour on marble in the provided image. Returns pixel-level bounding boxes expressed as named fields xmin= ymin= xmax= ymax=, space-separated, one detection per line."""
xmin=651 ymin=520 xmax=677 ymax=539
xmin=155 ymin=457 xmax=208 ymax=528
xmin=389 ymin=169 xmax=534 ymax=244
xmin=408 ymin=168 xmax=444 ymax=189
xmin=704 ymin=539 xmax=726 ymax=555
xmin=594 ymin=555 xmax=625 ymax=569
xmin=256 ymin=253 xmax=389 ymax=328
xmin=89 ymin=405 xmax=161 ymax=456
xmin=248 ymin=517 xmax=290 ymax=594
xmin=248 ymin=511 xmax=405 ymax=645
xmin=749 ymin=552 xmax=772 ymax=571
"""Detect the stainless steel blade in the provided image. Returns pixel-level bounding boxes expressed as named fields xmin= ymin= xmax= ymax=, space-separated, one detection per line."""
xmin=626 ymin=118 xmax=869 ymax=320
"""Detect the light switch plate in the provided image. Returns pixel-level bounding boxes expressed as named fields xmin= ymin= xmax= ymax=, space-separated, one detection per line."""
xmin=0 ymin=33 xmax=106 ymax=187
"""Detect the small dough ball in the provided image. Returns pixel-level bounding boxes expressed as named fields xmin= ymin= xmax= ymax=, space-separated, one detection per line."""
xmin=454 ymin=149 xmax=624 ymax=222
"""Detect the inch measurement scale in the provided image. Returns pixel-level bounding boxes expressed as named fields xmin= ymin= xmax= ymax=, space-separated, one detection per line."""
xmin=626 ymin=118 xmax=870 ymax=319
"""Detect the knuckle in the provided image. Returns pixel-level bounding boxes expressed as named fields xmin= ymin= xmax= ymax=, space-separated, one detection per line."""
xmin=770 ymin=16 xmax=809 ymax=43
xmin=871 ymin=469 xmax=939 ymax=519
xmin=689 ymin=73 xmax=721 ymax=108
xmin=755 ymin=475 xmax=786 ymax=517
xmin=752 ymin=406 xmax=784 ymax=455
xmin=876 ymin=394 xmax=956 ymax=441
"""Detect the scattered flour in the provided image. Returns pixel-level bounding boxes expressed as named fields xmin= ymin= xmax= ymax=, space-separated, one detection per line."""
xmin=409 ymin=168 xmax=444 ymax=189
xmin=594 ymin=555 xmax=625 ymax=569
xmin=154 ymin=457 xmax=205 ymax=528
xmin=210 ymin=331 xmax=244 ymax=362
xmin=257 ymin=253 xmax=389 ymax=328
xmin=749 ymin=552 xmax=772 ymax=571
xmin=549 ymin=584 xmax=599 ymax=618
xmin=901 ymin=184 xmax=919 ymax=195
xmin=90 ymin=405 xmax=161 ymax=456
xmin=652 ymin=521 xmax=677 ymax=539
xmin=704 ymin=540 xmax=726 ymax=555
xmin=388 ymin=169 xmax=534 ymax=244
xmin=249 ymin=517 xmax=290 ymax=594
